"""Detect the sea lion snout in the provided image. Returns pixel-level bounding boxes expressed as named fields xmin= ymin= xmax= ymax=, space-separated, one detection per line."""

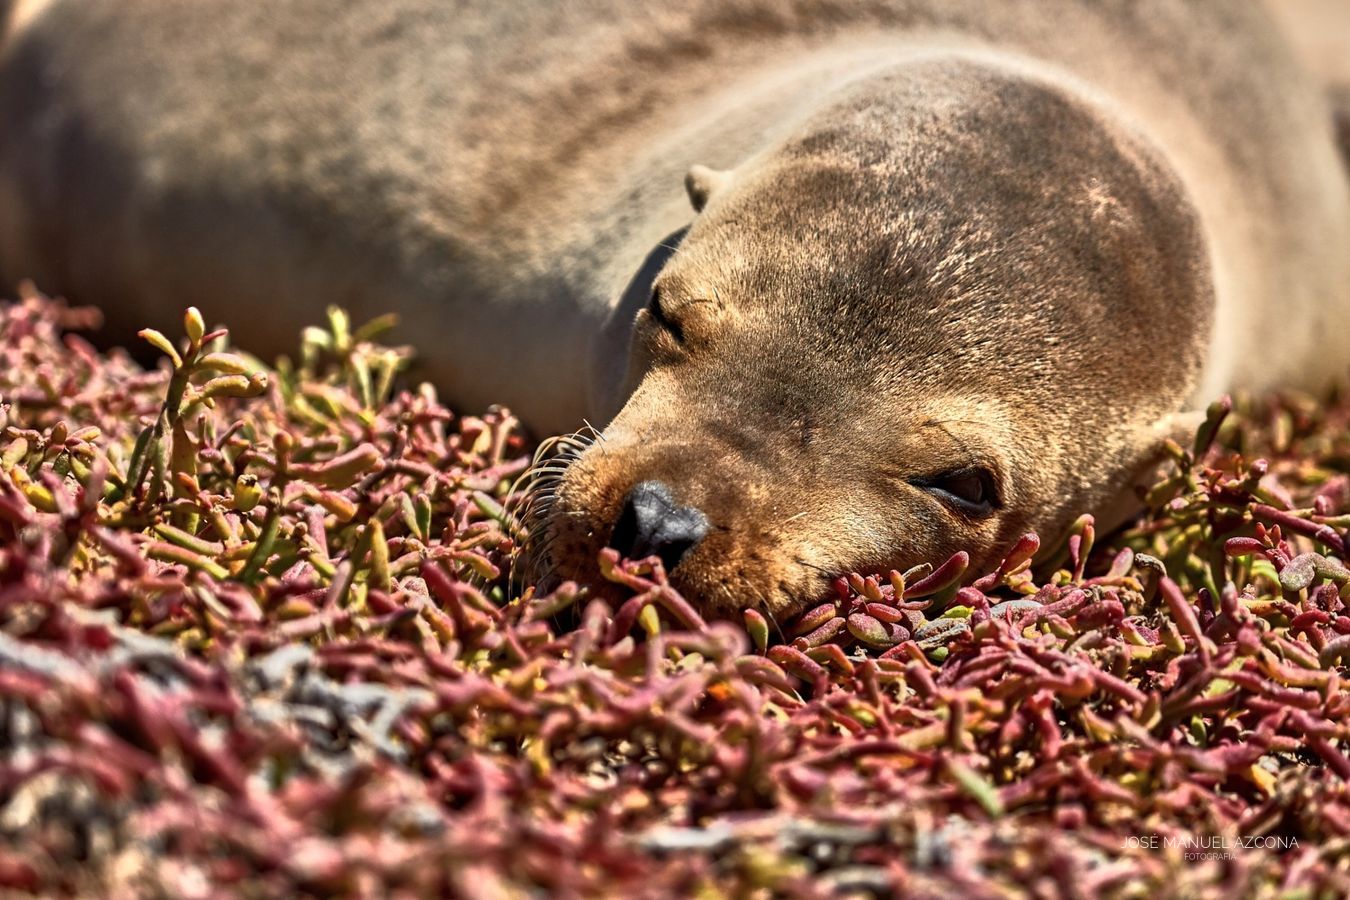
xmin=608 ymin=480 xmax=710 ymax=573
xmin=542 ymin=398 xmax=1017 ymax=618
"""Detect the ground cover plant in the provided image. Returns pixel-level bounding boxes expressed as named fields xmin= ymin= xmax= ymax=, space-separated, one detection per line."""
xmin=0 ymin=288 xmax=1348 ymax=897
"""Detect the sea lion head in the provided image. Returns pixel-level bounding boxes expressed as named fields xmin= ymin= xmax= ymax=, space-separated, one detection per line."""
xmin=541 ymin=56 xmax=1212 ymax=617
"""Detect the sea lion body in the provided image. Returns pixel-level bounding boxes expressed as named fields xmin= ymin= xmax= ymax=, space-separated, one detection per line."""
xmin=2 ymin=1 xmax=1348 ymax=612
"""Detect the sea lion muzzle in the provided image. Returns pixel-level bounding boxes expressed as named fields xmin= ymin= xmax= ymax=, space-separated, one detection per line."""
xmin=607 ymin=480 xmax=711 ymax=573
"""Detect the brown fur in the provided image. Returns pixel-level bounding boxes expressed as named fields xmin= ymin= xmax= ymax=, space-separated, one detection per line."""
xmin=2 ymin=2 xmax=1349 ymax=614
xmin=547 ymin=58 xmax=1214 ymax=612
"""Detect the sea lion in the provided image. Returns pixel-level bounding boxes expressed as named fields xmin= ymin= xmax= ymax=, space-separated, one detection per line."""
xmin=2 ymin=1 xmax=1348 ymax=615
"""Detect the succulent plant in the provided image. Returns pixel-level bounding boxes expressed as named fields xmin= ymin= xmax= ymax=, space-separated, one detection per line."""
xmin=0 ymin=288 xmax=1346 ymax=896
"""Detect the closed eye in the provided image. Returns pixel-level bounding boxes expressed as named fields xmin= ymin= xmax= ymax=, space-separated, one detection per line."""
xmin=910 ymin=466 xmax=1001 ymax=517
xmin=648 ymin=286 xmax=685 ymax=344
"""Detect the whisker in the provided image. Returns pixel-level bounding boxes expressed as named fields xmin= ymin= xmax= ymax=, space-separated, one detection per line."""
xmin=795 ymin=557 xmax=834 ymax=576
xmin=763 ymin=603 xmax=786 ymax=642
xmin=507 ymin=423 xmax=602 ymax=595
xmin=921 ymin=417 xmax=987 ymax=429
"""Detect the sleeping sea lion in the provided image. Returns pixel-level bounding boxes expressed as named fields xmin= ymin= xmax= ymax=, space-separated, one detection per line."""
xmin=2 ymin=1 xmax=1348 ymax=615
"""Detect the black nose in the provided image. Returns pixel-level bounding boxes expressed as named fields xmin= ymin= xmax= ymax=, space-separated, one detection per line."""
xmin=608 ymin=480 xmax=709 ymax=572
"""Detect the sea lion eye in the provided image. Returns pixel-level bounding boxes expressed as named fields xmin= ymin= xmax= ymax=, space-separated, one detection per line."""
xmin=912 ymin=467 xmax=1000 ymax=516
xmin=647 ymin=286 xmax=685 ymax=343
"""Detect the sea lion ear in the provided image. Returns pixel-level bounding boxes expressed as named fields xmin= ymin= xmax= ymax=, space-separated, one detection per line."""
xmin=1123 ymin=407 xmax=1209 ymax=477
xmin=1097 ymin=407 xmax=1210 ymax=533
xmin=684 ymin=164 xmax=732 ymax=212
xmin=1150 ymin=408 xmax=1209 ymax=449
xmin=1133 ymin=408 xmax=1210 ymax=480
